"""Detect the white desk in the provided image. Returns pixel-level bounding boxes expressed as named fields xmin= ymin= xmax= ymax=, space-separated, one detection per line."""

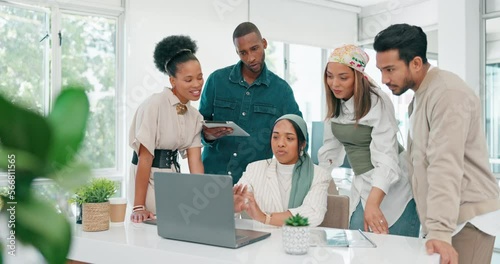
xmin=68 ymin=219 xmax=440 ymax=264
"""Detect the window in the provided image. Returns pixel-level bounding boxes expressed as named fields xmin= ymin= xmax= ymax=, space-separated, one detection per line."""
xmin=482 ymin=1 xmax=500 ymax=252
xmin=265 ymin=41 xmax=325 ymax=148
xmin=485 ymin=63 xmax=500 ymax=174
xmin=0 ymin=3 xmax=49 ymax=114
xmin=486 ymin=0 xmax=500 ymax=13
xmin=61 ymin=12 xmax=119 ymax=170
xmin=288 ymin=44 xmax=324 ymax=128
xmin=266 ymin=41 xmax=285 ymax=79
xmin=485 ymin=17 xmax=500 ymax=176
xmin=0 ymin=1 xmax=125 ymax=193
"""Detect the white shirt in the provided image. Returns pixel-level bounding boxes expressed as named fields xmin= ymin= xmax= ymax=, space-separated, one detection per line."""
xmin=237 ymin=159 xmax=330 ymax=227
xmin=276 ymin=162 xmax=294 ymax=207
xmin=318 ymin=87 xmax=413 ymax=226
xmin=128 ymin=87 xmax=204 ymax=213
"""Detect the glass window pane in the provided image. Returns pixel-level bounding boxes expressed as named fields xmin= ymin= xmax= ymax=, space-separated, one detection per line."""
xmin=288 ymin=44 xmax=323 ymax=149
xmin=485 ymin=64 xmax=500 ymax=174
xmin=486 ymin=0 xmax=500 ymax=13
xmin=265 ymin=40 xmax=285 ymax=79
xmin=0 ymin=4 xmax=48 ymax=114
xmin=61 ymin=13 xmax=117 ymax=169
xmin=486 ymin=17 xmax=500 ymax=174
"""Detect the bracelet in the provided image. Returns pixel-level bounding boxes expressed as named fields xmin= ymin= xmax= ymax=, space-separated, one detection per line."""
xmin=264 ymin=213 xmax=272 ymax=225
xmin=132 ymin=205 xmax=145 ymax=213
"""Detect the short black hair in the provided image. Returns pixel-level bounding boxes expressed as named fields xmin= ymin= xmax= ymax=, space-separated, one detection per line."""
xmin=153 ymin=35 xmax=198 ymax=77
xmin=373 ymin=23 xmax=428 ymax=65
xmin=232 ymin=22 xmax=262 ymax=41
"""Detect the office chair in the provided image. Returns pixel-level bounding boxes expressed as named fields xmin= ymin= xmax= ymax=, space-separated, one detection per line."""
xmin=319 ymin=194 xmax=350 ymax=229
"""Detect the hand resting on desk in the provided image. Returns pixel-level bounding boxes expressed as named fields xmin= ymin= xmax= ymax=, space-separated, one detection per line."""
xmin=426 ymin=239 xmax=458 ymax=264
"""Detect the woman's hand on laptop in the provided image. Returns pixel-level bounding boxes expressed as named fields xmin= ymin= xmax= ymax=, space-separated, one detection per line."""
xmin=233 ymin=184 xmax=249 ymax=213
xmin=131 ymin=208 xmax=155 ymax=223
xmin=242 ymin=192 xmax=265 ymax=223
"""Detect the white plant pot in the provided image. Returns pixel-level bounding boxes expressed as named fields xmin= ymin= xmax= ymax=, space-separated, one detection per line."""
xmin=282 ymin=225 xmax=310 ymax=255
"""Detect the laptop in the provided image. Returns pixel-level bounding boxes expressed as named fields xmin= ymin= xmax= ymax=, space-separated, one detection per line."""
xmin=148 ymin=172 xmax=271 ymax=249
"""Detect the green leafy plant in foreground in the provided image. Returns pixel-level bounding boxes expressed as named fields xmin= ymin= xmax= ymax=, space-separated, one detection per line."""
xmin=285 ymin=213 xmax=309 ymax=227
xmin=0 ymin=87 xmax=91 ymax=264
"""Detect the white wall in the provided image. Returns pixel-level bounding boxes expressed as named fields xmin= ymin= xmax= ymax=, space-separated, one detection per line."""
xmin=438 ymin=0 xmax=481 ymax=94
xmin=125 ymin=0 xmax=247 ymax=172
xmin=358 ymin=0 xmax=438 ymax=46
xmin=250 ymin=0 xmax=357 ymax=49
xmin=125 ymin=0 xmax=245 ymax=115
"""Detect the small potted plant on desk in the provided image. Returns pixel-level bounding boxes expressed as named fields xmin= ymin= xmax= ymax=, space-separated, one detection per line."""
xmin=282 ymin=213 xmax=310 ymax=255
xmin=71 ymin=178 xmax=117 ymax=232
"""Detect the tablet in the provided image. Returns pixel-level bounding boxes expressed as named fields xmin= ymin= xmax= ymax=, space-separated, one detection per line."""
xmin=202 ymin=121 xmax=250 ymax=137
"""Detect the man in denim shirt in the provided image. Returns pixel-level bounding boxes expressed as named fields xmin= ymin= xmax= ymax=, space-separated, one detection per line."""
xmin=199 ymin=22 xmax=302 ymax=183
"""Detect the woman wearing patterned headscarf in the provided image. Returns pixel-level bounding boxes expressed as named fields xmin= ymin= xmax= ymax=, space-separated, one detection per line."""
xmin=318 ymin=45 xmax=419 ymax=237
xmin=233 ymin=114 xmax=333 ymax=227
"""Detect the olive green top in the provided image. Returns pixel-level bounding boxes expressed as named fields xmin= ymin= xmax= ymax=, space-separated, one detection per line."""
xmin=331 ymin=122 xmax=373 ymax=175
xmin=331 ymin=122 xmax=403 ymax=175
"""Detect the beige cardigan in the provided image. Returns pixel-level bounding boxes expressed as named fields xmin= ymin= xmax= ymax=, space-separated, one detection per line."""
xmin=407 ymin=67 xmax=500 ymax=244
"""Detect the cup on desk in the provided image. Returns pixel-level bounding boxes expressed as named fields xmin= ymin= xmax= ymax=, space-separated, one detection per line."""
xmin=109 ymin=198 xmax=127 ymax=225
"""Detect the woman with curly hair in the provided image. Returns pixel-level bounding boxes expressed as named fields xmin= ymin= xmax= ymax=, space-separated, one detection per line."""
xmin=128 ymin=35 xmax=204 ymax=223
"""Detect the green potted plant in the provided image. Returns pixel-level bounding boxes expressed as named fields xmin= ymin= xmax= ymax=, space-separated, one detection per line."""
xmin=282 ymin=213 xmax=310 ymax=255
xmin=71 ymin=178 xmax=117 ymax=232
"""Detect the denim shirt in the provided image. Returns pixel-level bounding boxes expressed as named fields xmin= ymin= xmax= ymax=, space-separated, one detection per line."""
xmin=199 ymin=61 xmax=302 ymax=183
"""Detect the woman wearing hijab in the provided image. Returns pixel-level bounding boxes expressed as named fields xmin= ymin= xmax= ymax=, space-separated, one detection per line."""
xmin=233 ymin=114 xmax=332 ymax=227
xmin=318 ymin=45 xmax=419 ymax=237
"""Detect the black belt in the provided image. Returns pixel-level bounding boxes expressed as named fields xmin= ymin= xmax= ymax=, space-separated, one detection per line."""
xmin=132 ymin=149 xmax=180 ymax=172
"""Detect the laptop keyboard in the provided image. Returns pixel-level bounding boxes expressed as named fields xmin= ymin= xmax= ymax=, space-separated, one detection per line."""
xmin=236 ymin=234 xmax=248 ymax=241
